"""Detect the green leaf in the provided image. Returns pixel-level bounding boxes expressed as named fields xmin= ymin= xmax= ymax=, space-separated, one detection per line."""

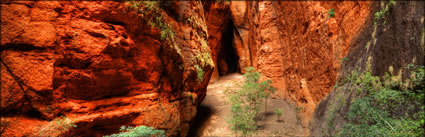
xmin=328 ymin=8 xmax=335 ymax=18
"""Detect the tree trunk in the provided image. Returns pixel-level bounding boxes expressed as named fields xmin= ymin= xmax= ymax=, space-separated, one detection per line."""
xmin=264 ymin=98 xmax=267 ymax=120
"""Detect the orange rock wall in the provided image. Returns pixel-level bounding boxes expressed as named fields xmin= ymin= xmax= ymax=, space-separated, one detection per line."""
xmin=1 ymin=1 xmax=213 ymax=136
xmin=311 ymin=1 xmax=424 ymax=135
xmin=204 ymin=1 xmax=232 ymax=82
xmin=258 ymin=1 xmax=371 ymax=126
xmin=206 ymin=1 xmax=371 ymax=127
xmin=1 ymin=0 xmax=384 ymax=136
xmin=275 ymin=1 xmax=370 ymax=126
xmin=271 ymin=1 xmax=371 ymax=105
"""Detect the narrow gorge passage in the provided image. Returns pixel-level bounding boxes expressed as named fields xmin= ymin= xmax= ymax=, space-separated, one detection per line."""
xmin=188 ymin=73 xmax=309 ymax=137
xmin=1 ymin=1 xmax=423 ymax=136
xmin=217 ymin=20 xmax=240 ymax=76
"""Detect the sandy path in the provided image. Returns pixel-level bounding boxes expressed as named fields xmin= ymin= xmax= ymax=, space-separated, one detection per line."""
xmin=188 ymin=73 xmax=309 ymax=137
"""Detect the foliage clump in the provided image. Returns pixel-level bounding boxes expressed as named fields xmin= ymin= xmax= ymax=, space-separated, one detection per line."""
xmin=128 ymin=1 xmax=214 ymax=85
xmin=194 ymin=65 xmax=204 ymax=83
xmin=127 ymin=1 xmax=181 ymax=55
xmin=335 ymin=65 xmax=424 ymax=137
xmin=374 ymin=0 xmax=396 ymax=25
xmin=104 ymin=125 xmax=165 ymax=137
xmin=275 ymin=109 xmax=283 ymax=121
xmin=194 ymin=52 xmax=214 ymax=69
xmin=227 ymin=67 xmax=276 ymax=136
xmin=187 ymin=15 xmax=214 ymax=69
xmin=328 ymin=8 xmax=335 ymax=18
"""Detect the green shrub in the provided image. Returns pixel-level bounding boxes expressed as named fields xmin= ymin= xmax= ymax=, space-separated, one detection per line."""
xmin=336 ymin=65 xmax=424 ymax=137
xmin=228 ymin=94 xmax=257 ymax=136
xmin=295 ymin=106 xmax=303 ymax=113
xmin=275 ymin=109 xmax=283 ymax=121
xmin=129 ymin=1 xmax=214 ymax=74
xmin=104 ymin=126 xmax=165 ymax=137
xmin=374 ymin=0 xmax=396 ymax=24
xmin=186 ymin=15 xmax=203 ymax=30
xmin=194 ymin=65 xmax=204 ymax=82
xmin=227 ymin=67 xmax=275 ymax=136
xmin=127 ymin=1 xmax=181 ymax=55
xmin=328 ymin=8 xmax=335 ymax=18
xmin=194 ymin=52 xmax=214 ymax=68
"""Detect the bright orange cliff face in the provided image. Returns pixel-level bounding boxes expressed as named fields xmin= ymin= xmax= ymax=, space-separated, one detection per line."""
xmin=204 ymin=1 xmax=371 ymax=127
xmin=1 ymin=1 xmax=213 ymax=136
xmin=258 ymin=1 xmax=371 ymax=126
xmin=5 ymin=0 xmax=416 ymax=136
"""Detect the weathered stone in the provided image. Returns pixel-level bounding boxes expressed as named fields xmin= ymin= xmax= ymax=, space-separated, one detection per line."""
xmin=1 ymin=1 xmax=213 ymax=137
xmin=206 ymin=1 xmax=372 ymax=128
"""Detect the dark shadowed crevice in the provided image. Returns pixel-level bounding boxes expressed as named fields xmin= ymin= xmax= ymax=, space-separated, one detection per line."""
xmin=187 ymin=105 xmax=212 ymax=137
xmin=0 ymin=44 xmax=46 ymax=52
xmin=188 ymin=9 xmax=239 ymax=136
xmin=104 ymin=20 xmax=126 ymax=27
xmin=217 ymin=19 xmax=240 ymax=76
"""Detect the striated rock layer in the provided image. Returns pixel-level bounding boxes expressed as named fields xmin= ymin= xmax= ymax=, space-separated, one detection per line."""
xmin=258 ymin=1 xmax=371 ymax=127
xmin=1 ymin=1 xmax=213 ymax=136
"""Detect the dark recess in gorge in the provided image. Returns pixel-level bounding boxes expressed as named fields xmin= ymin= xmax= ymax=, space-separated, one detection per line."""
xmin=217 ymin=19 xmax=240 ymax=76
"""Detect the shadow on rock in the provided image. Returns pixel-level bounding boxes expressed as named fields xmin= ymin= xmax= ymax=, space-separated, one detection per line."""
xmin=187 ymin=105 xmax=213 ymax=137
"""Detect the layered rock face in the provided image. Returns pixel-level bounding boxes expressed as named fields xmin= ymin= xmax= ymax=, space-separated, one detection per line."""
xmin=258 ymin=1 xmax=371 ymax=126
xmin=2 ymin=1 xmax=423 ymax=136
xmin=311 ymin=1 xmax=424 ymax=136
xmin=203 ymin=1 xmax=232 ymax=82
xmin=1 ymin=1 xmax=213 ymax=136
xmin=205 ymin=1 xmax=371 ymax=127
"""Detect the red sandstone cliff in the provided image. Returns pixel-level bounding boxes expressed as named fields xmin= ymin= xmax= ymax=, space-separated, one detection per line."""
xmin=2 ymin=1 xmax=423 ymax=136
xmin=1 ymin=1 xmax=213 ymax=136
xmin=311 ymin=1 xmax=424 ymax=136
xmin=205 ymin=1 xmax=423 ymax=134
xmin=205 ymin=1 xmax=371 ymax=127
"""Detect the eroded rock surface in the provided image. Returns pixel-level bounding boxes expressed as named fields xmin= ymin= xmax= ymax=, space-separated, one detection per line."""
xmin=205 ymin=1 xmax=371 ymax=127
xmin=2 ymin=1 xmax=423 ymax=136
xmin=258 ymin=1 xmax=371 ymax=126
xmin=310 ymin=1 xmax=424 ymax=136
xmin=1 ymin=1 xmax=213 ymax=136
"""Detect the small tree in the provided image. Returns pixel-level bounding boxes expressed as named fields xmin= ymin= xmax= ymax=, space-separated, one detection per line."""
xmin=228 ymin=94 xmax=256 ymax=136
xmin=261 ymin=79 xmax=276 ymax=117
xmin=275 ymin=109 xmax=283 ymax=122
xmin=227 ymin=67 xmax=275 ymax=136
